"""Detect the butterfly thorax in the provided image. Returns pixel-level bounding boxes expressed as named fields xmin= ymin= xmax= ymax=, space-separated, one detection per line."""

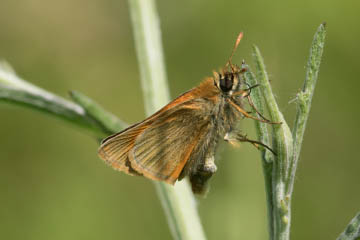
xmin=178 ymin=72 xmax=244 ymax=194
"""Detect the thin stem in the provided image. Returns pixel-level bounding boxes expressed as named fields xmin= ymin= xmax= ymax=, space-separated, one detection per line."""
xmin=128 ymin=0 xmax=170 ymax=113
xmin=70 ymin=90 xmax=127 ymax=135
xmin=128 ymin=1 xmax=206 ymax=240
xmin=0 ymin=65 xmax=125 ymax=138
xmin=253 ymin=46 xmax=293 ymax=240
xmin=253 ymin=45 xmax=293 ymax=182
xmin=242 ymin=63 xmax=274 ymax=240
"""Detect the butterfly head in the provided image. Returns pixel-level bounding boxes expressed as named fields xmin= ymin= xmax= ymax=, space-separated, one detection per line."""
xmin=212 ymin=32 xmax=246 ymax=96
xmin=213 ymin=66 xmax=242 ymax=96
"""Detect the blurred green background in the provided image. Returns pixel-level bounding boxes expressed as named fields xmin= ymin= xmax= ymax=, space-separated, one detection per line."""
xmin=1 ymin=1 xmax=359 ymax=239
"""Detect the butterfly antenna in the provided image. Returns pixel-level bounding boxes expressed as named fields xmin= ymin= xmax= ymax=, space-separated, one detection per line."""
xmin=227 ymin=32 xmax=243 ymax=72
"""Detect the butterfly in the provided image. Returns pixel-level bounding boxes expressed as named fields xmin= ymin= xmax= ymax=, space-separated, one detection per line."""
xmin=98 ymin=33 xmax=276 ymax=194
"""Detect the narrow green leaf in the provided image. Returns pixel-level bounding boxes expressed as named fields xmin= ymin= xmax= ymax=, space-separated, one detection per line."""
xmin=0 ymin=80 xmax=105 ymax=138
xmin=70 ymin=90 xmax=127 ymax=134
xmin=252 ymin=45 xmax=293 ymax=181
xmin=252 ymin=45 xmax=293 ymax=240
xmin=337 ymin=212 xmax=360 ymax=240
xmin=289 ymin=22 xmax=327 ymax=194
xmin=0 ymin=63 xmax=126 ymax=139
xmin=0 ymin=84 xmax=88 ymax=128
xmin=241 ymin=63 xmax=273 ymax=163
xmin=242 ymin=64 xmax=275 ymax=239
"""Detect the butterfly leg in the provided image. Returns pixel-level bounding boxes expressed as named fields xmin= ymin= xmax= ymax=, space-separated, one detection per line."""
xmin=227 ymin=98 xmax=281 ymax=124
xmin=224 ymin=131 xmax=277 ymax=156
xmin=232 ymin=83 xmax=260 ymax=98
xmin=246 ymin=95 xmax=272 ymax=122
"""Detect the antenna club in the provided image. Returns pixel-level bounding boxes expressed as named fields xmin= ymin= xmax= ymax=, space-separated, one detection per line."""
xmin=236 ymin=32 xmax=244 ymax=46
xmin=227 ymin=32 xmax=244 ymax=71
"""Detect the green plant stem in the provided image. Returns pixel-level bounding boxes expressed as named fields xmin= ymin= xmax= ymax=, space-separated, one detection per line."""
xmin=70 ymin=90 xmax=127 ymax=135
xmin=247 ymin=23 xmax=326 ymax=240
xmin=253 ymin=46 xmax=293 ymax=240
xmin=337 ymin=212 xmax=360 ymax=240
xmin=128 ymin=1 xmax=206 ymax=240
xmin=242 ymin=64 xmax=275 ymax=239
xmin=0 ymin=66 xmax=125 ymax=138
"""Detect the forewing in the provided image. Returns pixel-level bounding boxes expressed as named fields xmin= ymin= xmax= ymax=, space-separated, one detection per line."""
xmin=98 ymin=79 xmax=218 ymax=182
xmin=97 ymin=89 xmax=199 ymax=175
xmin=98 ymin=123 xmax=148 ymax=175
xmin=129 ymin=99 xmax=212 ymax=184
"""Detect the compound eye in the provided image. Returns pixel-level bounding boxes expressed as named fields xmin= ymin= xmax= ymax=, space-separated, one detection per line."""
xmin=220 ymin=74 xmax=233 ymax=92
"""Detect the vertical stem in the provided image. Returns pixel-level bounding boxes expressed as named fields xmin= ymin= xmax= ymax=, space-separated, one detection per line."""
xmin=250 ymin=23 xmax=326 ymax=240
xmin=253 ymin=46 xmax=293 ymax=240
xmin=242 ymin=64 xmax=275 ymax=240
xmin=128 ymin=1 xmax=206 ymax=240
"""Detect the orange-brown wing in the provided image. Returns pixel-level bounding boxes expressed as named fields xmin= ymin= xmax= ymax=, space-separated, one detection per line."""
xmin=98 ymin=123 xmax=148 ymax=175
xmin=97 ymin=89 xmax=199 ymax=174
xmin=128 ymin=99 xmax=212 ymax=184
xmin=98 ymin=78 xmax=218 ymax=181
